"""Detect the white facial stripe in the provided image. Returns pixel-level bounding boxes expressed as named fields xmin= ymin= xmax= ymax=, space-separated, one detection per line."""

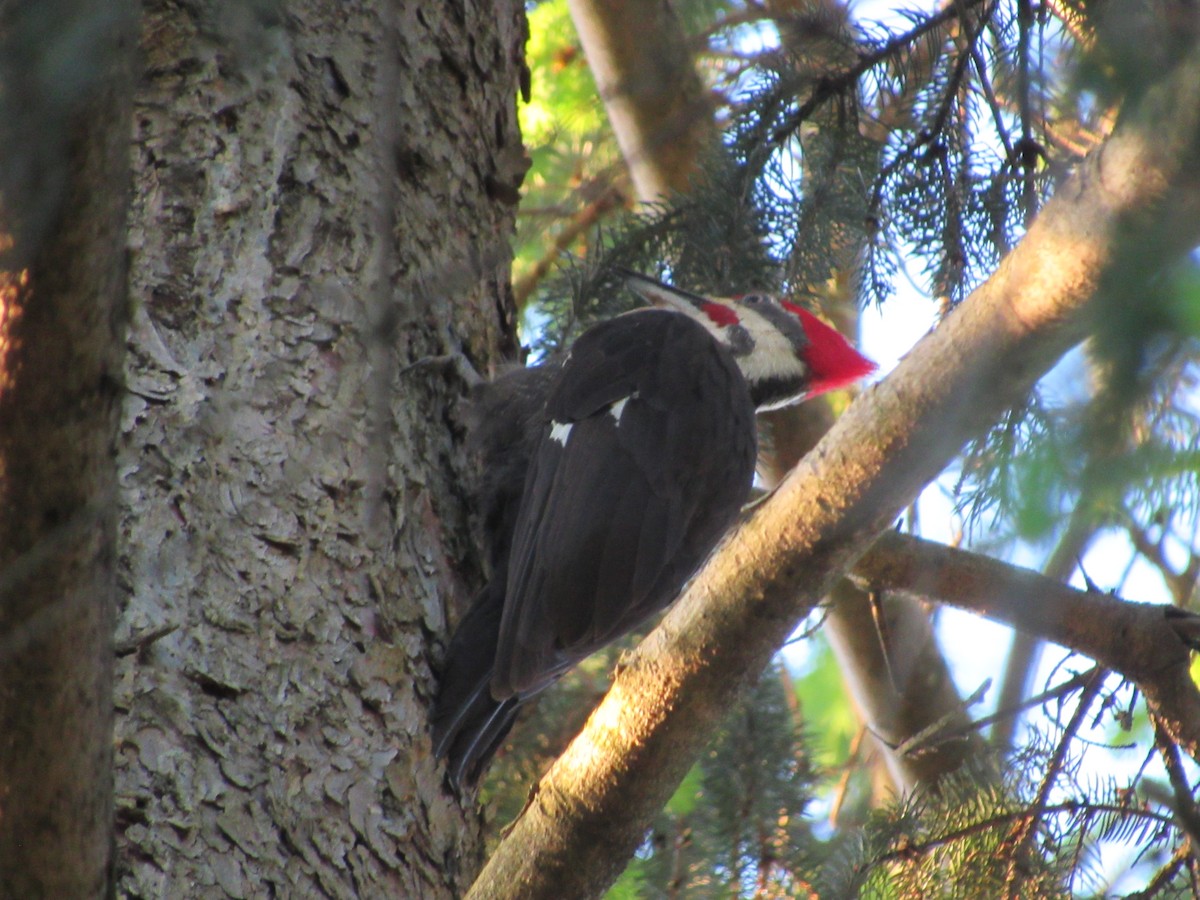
xmin=548 ymin=421 xmax=573 ymax=445
xmin=730 ymin=304 xmax=807 ymax=384
xmin=610 ymin=396 xmax=630 ymax=424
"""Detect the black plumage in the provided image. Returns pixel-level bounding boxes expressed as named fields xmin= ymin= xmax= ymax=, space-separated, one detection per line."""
xmin=432 ymin=309 xmax=756 ymax=787
xmin=496 ymin=310 xmax=756 ymax=696
xmin=431 ymin=273 xmax=875 ymax=788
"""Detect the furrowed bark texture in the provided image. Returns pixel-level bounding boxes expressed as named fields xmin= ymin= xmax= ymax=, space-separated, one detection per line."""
xmin=468 ymin=43 xmax=1200 ymax=900
xmin=0 ymin=5 xmax=135 ymax=897
xmin=115 ymin=1 xmax=524 ymax=895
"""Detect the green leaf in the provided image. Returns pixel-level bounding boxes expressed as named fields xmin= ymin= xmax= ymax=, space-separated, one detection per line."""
xmin=665 ymin=762 xmax=704 ymax=817
xmin=795 ymin=637 xmax=858 ymax=769
xmin=522 ymin=0 xmax=606 ymax=143
xmin=603 ymin=856 xmax=647 ymax=900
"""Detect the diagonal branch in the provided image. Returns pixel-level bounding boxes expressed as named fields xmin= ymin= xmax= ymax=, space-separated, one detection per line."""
xmin=852 ymin=532 xmax=1200 ymax=764
xmin=878 ymin=800 xmax=1174 ymax=865
xmin=568 ymin=0 xmax=715 ymax=204
xmin=1152 ymin=714 xmax=1200 ymax=855
xmin=468 ymin=35 xmax=1200 ymax=900
xmin=851 ymin=531 xmax=1200 ymax=689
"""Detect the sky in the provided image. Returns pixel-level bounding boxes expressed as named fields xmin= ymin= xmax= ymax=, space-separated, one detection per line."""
xmin=790 ymin=2 xmax=1196 ymax=889
xmin=523 ymin=1 xmax=1195 ymax=887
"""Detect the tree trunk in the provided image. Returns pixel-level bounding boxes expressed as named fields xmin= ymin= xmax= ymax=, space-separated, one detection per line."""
xmin=0 ymin=4 xmax=135 ymax=897
xmin=115 ymin=1 xmax=525 ymax=895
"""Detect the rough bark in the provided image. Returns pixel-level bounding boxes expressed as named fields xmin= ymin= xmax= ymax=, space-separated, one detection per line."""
xmin=0 ymin=4 xmax=135 ymax=896
xmin=115 ymin=1 xmax=524 ymax=895
xmin=467 ymin=40 xmax=1200 ymax=900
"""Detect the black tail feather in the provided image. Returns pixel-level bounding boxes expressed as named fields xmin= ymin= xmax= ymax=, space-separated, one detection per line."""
xmin=444 ymin=694 xmax=521 ymax=790
xmin=431 ymin=582 xmax=523 ymax=789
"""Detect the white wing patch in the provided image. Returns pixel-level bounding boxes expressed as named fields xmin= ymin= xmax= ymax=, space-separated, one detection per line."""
xmin=609 ymin=396 xmax=631 ymax=425
xmin=548 ymin=420 xmax=573 ymax=445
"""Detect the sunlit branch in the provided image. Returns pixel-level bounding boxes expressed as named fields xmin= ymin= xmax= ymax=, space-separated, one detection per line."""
xmin=513 ymin=180 xmax=627 ymax=308
xmin=850 ymin=531 xmax=1200 ymax=684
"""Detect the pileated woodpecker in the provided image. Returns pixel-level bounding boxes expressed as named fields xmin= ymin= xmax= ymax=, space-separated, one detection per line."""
xmin=432 ymin=273 xmax=875 ymax=788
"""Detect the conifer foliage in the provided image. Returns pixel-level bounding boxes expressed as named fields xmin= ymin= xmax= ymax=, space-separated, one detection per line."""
xmin=483 ymin=0 xmax=1200 ymax=895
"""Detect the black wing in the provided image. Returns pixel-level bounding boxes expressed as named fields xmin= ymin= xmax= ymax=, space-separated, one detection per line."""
xmin=491 ymin=310 xmax=757 ymax=698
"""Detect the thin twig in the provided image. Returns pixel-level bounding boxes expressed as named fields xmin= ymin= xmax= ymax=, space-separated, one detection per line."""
xmin=874 ymin=800 xmax=1175 ymax=866
xmin=1131 ymin=844 xmax=1191 ymax=899
xmin=1001 ymin=667 xmax=1105 ymax=899
xmin=1123 ymin=510 xmax=1200 ymax=607
xmin=898 ymin=667 xmax=1098 ymax=754
xmin=968 ymin=39 xmax=1015 ymax=160
xmin=114 ymin=622 xmax=180 ymax=658
xmin=512 ymin=182 xmax=627 ymax=307
xmin=829 ymin=726 xmax=868 ymax=829
xmin=770 ymin=0 xmax=993 ymax=145
xmin=891 ymin=679 xmax=990 ymax=758
xmin=1152 ymin=714 xmax=1200 ymax=853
